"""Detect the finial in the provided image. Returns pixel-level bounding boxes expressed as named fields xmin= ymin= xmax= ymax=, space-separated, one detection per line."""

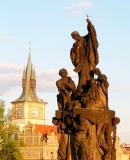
xmin=28 ymin=42 xmax=31 ymax=53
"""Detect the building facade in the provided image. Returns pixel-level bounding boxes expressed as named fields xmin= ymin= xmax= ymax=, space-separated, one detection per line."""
xmin=116 ymin=137 xmax=130 ymax=160
xmin=19 ymin=123 xmax=59 ymax=160
xmin=11 ymin=54 xmax=59 ymax=160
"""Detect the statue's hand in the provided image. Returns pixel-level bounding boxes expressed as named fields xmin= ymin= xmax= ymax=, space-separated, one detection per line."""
xmin=86 ymin=18 xmax=91 ymax=24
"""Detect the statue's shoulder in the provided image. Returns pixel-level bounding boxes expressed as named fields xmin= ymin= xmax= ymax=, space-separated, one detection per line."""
xmin=56 ymin=78 xmax=62 ymax=85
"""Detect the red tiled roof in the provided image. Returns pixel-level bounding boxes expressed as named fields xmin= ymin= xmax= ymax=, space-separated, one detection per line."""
xmin=35 ymin=124 xmax=60 ymax=139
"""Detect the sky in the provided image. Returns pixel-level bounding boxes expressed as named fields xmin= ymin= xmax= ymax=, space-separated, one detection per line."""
xmin=0 ymin=0 xmax=130 ymax=143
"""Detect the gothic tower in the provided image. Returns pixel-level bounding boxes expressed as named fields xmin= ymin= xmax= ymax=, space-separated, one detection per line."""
xmin=11 ymin=53 xmax=47 ymax=128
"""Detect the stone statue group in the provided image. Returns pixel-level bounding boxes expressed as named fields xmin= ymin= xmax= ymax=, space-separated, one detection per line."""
xmin=53 ymin=17 xmax=120 ymax=160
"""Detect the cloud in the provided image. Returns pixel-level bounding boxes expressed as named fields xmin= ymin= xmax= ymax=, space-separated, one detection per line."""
xmin=37 ymin=69 xmax=78 ymax=93
xmin=65 ymin=0 xmax=93 ymax=16
xmin=0 ymin=64 xmax=22 ymax=73
xmin=37 ymin=70 xmax=58 ymax=93
xmin=0 ymin=63 xmax=58 ymax=95
xmin=0 ymin=63 xmax=78 ymax=95
xmin=0 ymin=64 xmax=22 ymax=95
xmin=0 ymin=63 xmax=129 ymax=97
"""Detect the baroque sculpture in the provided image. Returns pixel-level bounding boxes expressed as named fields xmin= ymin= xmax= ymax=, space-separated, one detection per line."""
xmin=53 ymin=17 xmax=120 ymax=160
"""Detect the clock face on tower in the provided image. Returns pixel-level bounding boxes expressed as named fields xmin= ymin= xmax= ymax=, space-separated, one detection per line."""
xmin=31 ymin=108 xmax=40 ymax=118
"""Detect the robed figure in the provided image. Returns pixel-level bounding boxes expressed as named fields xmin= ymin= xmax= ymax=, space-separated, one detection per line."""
xmin=70 ymin=18 xmax=99 ymax=93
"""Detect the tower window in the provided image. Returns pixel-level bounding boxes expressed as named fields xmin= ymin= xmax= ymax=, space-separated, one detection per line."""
xmin=16 ymin=108 xmax=23 ymax=118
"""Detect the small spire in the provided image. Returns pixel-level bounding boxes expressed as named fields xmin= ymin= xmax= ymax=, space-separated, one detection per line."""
xmin=31 ymin=68 xmax=36 ymax=80
xmin=22 ymin=68 xmax=26 ymax=80
xmin=12 ymin=53 xmax=43 ymax=103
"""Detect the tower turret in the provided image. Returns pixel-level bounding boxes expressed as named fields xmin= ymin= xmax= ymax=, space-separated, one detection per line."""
xmin=11 ymin=53 xmax=47 ymax=127
xmin=13 ymin=53 xmax=42 ymax=102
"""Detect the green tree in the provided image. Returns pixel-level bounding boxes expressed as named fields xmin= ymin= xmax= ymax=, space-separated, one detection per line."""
xmin=0 ymin=100 xmax=23 ymax=160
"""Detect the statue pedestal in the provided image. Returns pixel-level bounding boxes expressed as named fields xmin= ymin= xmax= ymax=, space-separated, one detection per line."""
xmin=73 ymin=108 xmax=116 ymax=160
xmin=73 ymin=107 xmax=115 ymax=124
xmin=54 ymin=107 xmax=117 ymax=160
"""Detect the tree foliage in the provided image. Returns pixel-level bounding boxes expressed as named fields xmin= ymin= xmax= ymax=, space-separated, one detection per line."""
xmin=0 ymin=100 xmax=23 ymax=160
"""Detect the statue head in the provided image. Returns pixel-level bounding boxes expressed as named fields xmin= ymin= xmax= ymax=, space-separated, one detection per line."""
xmin=95 ymin=68 xmax=101 ymax=76
xmin=71 ymin=31 xmax=81 ymax=41
xmin=59 ymin=68 xmax=68 ymax=77
xmin=112 ymin=117 xmax=120 ymax=125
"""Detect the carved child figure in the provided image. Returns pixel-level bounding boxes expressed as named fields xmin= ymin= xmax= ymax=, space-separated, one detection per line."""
xmin=56 ymin=68 xmax=76 ymax=110
xmin=95 ymin=68 xmax=109 ymax=108
xmin=81 ymin=79 xmax=98 ymax=108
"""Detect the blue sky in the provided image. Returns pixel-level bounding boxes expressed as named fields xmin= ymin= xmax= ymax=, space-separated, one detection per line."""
xmin=0 ymin=0 xmax=130 ymax=143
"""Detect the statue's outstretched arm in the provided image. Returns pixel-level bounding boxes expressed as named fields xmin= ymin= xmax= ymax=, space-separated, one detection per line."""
xmin=87 ymin=18 xmax=98 ymax=49
xmin=86 ymin=17 xmax=99 ymax=65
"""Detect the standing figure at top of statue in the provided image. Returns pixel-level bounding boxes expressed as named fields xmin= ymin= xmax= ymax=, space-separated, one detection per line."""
xmin=56 ymin=68 xmax=76 ymax=110
xmin=70 ymin=17 xmax=99 ymax=94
